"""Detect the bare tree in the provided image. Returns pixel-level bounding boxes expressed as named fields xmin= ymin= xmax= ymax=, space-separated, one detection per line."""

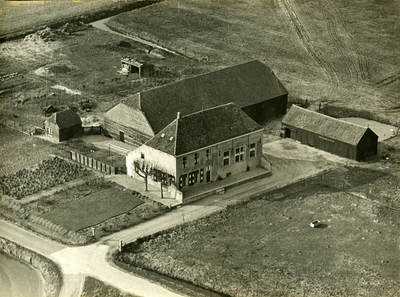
xmin=133 ymin=159 xmax=155 ymax=191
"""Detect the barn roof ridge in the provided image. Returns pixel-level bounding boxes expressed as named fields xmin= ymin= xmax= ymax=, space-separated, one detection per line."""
xmin=282 ymin=105 xmax=374 ymax=146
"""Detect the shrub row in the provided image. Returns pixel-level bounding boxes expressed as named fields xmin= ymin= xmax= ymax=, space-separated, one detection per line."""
xmin=0 ymin=157 xmax=87 ymax=199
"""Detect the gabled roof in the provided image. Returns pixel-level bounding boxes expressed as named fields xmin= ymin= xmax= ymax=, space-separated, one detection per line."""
xmin=282 ymin=105 xmax=376 ymax=146
xmin=105 ymin=103 xmax=154 ymax=136
xmin=146 ymin=103 xmax=263 ymax=156
xmin=121 ymin=60 xmax=287 ymax=134
xmin=46 ymin=109 xmax=81 ymax=129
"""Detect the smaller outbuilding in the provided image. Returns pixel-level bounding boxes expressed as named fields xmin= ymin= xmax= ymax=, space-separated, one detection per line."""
xmin=281 ymin=105 xmax=378 ymax=161
xmin=44 ymin=109 xmax=82 ymax=142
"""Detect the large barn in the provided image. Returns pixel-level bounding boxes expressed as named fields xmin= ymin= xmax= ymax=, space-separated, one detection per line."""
xmin=104 ymin=60 xmax=288 ymax=145
xmin=281 ymin=106 xmax=378 ymax=161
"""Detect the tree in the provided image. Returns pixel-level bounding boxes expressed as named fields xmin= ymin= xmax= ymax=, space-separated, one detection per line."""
xmin=133 ymin=159 xmax=173 ymax=197
xmin=133 ymin=159 xmax=155 ymax=191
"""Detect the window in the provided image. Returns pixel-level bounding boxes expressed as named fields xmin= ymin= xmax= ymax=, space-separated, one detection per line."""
xmin=194 ymin=153 xmax=199 ymax=165
xmin=250 ymin=143 xmax=256 ymax=158
xmin=200 ymin=169 xmax=204 ymax=182
xmin=235 ymin=146 xmax=245 ymax=163
xmin=179 ymin=174 xmax=187 ymax=188
xmin=141 ymin=153 xmax=145 ymax=159
xmin=223 ymin=151 xmax=230 ymax=166
xmin=182 ymin=156 xmax=187 ymax=168
xmin=206 ymin=149 xmax=211 ymax=160
xmin=47 ymin=127 xmax=52 ymax=136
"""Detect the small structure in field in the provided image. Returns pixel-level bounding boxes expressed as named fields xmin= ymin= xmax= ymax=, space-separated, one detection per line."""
xmin=120 ymin=56 xmax=153 ymax=77
xmin=44 ymin=108 xmax=82 ymax=142
xmin=281 ymin=105 xmax=378 ymax=161
xmin=126 ymin=103 xmax=265 ymax=203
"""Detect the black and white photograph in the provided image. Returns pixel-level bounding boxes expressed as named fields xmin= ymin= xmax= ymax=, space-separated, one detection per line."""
xmin=0 ymin=0 xmax=399 ymax=296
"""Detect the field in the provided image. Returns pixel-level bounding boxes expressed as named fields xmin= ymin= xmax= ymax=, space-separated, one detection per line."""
xmin=41 ymin=187 xmax=144 ymax=232
xmin=107 ymin=0 xmax=400 ymax=124
xmin=116 ymin=165 xmax=400 ymax=297
xmin=0 ymin=0 xmax=159 ymax=41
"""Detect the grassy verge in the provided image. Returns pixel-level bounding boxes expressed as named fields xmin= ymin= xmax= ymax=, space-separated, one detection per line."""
xmin=80 ymin=276 xmax=138 ymax=297
xmin=114 ymin=165 xmax=400 ymax=297
xmin=0 ymin=237 xmax=63 ymax=297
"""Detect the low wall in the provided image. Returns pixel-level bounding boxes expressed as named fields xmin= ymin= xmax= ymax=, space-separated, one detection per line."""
xmin=0 ymin=237 xmax=63 ymax=297
xmin=70 ymin=151 xmax=127 ymax=175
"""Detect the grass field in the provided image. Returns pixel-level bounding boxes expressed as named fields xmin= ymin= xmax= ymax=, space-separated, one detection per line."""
xmin=41 ymin=187 xmax=143 ymax=231
xmin=116 ymin=166 xmax=400 ymax=297
xmin=0 ymin=0 xmax=158 ymax=41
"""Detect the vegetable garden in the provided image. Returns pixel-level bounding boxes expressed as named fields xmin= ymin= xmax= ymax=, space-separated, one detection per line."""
xmin=0 ymin=157 xmax=87 ymax=199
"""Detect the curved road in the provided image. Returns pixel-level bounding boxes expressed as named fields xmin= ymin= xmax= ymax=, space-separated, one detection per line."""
xmin=0 ymin=139 xmax=347 ymax=297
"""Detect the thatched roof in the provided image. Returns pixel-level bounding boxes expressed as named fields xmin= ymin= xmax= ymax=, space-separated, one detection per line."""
xmin=146 ymin=103 xmax=263 ymax=156
xmin=282 ymin=105 xmax=374 ymax=146
xmin=114 ymin=60 xmax=287 ymax=134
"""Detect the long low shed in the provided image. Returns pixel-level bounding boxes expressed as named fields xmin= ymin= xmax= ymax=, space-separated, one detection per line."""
xmin=281 ymin=105 xmax=378 ymax=161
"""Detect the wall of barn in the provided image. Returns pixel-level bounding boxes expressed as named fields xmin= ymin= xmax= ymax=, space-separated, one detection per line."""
xmin=45 ymin=121 xmax=60 ymax=142
xmin=356 ymin=129 xmax=378 ymax=161
xmin=103 ymin=116 xmax=153 ymax=146
xmin=241 ymin=94 xmax=288 ymax=124
xmin=282 ymin=124 xmax=358 ymax=160
xmin=59 ymin=124 xmax=82 ymax=142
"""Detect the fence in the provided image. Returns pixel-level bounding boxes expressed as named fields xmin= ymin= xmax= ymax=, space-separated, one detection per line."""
xmin=83 ymin=125 xmax=102 ymax=135
xmin=70 ymin=151 xmax=127 ymax=175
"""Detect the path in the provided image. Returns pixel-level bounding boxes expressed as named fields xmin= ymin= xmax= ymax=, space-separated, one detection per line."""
xmin=90 ymin=17 xmax=182 ymax=57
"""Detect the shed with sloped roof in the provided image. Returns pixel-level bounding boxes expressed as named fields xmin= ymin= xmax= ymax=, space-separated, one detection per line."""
xmin=105 ymin=60 xmax=287 ymax=145
xmin=281 ymin=105 xmax=378 ymax=160
xmin=44 ymin=109 xmax=82 ymax=142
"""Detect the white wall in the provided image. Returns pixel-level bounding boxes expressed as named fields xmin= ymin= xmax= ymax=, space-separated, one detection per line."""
xmin=126 ymin=144 xmax=177 ymax=178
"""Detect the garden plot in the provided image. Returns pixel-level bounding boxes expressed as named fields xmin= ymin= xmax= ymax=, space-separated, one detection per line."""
xmin=0 ymin=157 xmax=87 ymax=199
xmin=42 ymin=187 xmax=143 ymax=232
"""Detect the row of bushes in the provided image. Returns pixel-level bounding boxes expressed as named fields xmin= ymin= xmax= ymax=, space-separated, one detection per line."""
xmin=0 ymin=237 xmax=63 ymax=297
xmin=0 ymin=157 xmax=87 ymax=199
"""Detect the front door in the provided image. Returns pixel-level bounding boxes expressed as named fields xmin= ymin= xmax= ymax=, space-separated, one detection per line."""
xmin=119 ymin=131 xmax=124 ymax=142
xmin=206 ymin=166 xmax=211 ymax=183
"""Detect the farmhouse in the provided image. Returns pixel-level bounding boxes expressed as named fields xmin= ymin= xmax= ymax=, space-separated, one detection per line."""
xmin=105 ymin=60 xmax=287 ymax=145
xmin=281 ymin=105 xmax=378 ymax=161
xmin=126 ymin=103 xmax=264 ymax=202
xmin=44 ymin=108 xmax=82 ymax=142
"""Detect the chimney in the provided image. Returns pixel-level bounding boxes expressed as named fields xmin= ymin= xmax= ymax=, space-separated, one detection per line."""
xmin=177 ymin=112 xmax=181 ymax=119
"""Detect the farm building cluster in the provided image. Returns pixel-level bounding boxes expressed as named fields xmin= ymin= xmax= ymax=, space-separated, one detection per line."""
xmin=41 ymin=60 xmax=379 ymax=202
